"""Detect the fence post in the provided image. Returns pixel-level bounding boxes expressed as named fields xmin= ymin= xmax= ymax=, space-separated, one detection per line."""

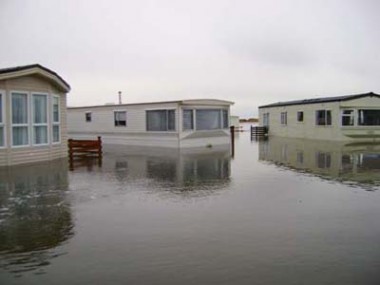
xmin=230 ymin=126 xmax=235 ymax=158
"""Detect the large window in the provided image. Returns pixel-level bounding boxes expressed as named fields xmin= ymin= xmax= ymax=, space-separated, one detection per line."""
xmin=316 ymin=110 xmax=331 ymax=126
xmin=0 ymin=92 xmax=4 ymax=147
xmin=280 ymin=112 xmax=287 ymax=125
xmin=196 ymin=109 xmax=228 ymax=130
xmin=183 ymin=109 xmax=194 ymax=130
xmin=32 ymin=94 xmax=48 ymax=145
xmin=12 ymin=92 xmax=29 ymax=146
xmin=358 ymin=109 xmax=380 ymax=126
xmin=52 ymin=96 xmax=60 ymax=143
xmin=341 ymin=110 xmax=354 ymax=126
xmin=114 ymin=111 xmax=127 ymax=126
xmin=146 ymin=110 xmax=175 ymax=131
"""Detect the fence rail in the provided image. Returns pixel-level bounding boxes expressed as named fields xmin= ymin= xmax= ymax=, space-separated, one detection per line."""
xmin=68 ymin=136 xmax=102 ymax=169
xmin=250 ymin=126 xmax=268 ymax=138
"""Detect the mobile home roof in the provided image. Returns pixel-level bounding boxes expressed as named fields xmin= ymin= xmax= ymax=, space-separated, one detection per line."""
xmin=259 ymin=92 xmax=380 ymax=108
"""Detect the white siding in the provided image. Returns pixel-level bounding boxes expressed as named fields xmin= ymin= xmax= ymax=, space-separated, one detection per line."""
xmin=259 ymin=96 xmax=380 ymax=141
xmin=0 ymin=75 xmax=68 ymax=166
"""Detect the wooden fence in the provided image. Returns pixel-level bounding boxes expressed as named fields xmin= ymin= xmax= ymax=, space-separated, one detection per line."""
xmin=250 ymin=126 xmax=268 ymax=139
xmin=68 ymin=136 xmax=102 ymax=169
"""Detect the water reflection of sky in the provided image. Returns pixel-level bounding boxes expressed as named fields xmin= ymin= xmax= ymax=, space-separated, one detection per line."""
xmin=258 ymin=136 xmax=380 ymax=189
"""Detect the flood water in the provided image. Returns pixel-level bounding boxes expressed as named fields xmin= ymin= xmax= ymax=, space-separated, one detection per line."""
xmin=1 ymin=130 xmax=380 ymax=284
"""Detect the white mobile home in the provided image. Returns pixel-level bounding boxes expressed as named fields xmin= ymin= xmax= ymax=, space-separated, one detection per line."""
xmin=67 ymin=99 xmax=234 ymax=148
xmin=259 ymin=92 xmax=380 ymax=142
xmin=0 ymin=64 xmax=70 ymax=166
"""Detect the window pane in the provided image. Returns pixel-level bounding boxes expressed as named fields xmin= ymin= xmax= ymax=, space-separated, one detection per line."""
xmin=147 ymin=110 xmax=167 ymax=131
xmin=33 ymin=95 xmax=47 ymax=124
xmin=342 ymin=110 xmax=354 ymax=126
xmin=13 ymin=126 xmax=28 ymax=146
xmin=326 ymin=111 xmax=331 ymax=125
xmin=34 ymin=126 xmax=48 ymax=144
xmin=53 ymin=97 xmax=59 ymax=122
xmin=0 ymin=94 xmax=2 ymax=123
xmin=168 ymin=110 xmax=175 ymax=131
xmin=0 ymin=126 xmax=3 ymax=146
xmin=85 ymin=112 xmax=92 ymax=122
xmin=183 ymin=109 xmax=193 ymax=130
xmin=53 ymin=125 xmax=60 ymax=142
xmin=114 ymin=111 xmax=127 ymax=126
xmin=222 ymin=110 xmax=228 ymax=128
xmin=196 ymin=110 xmax=221 ymax=130
xmin=358 ymin=109 xmax=380 ymax=126
xmin=297 ymin=111 xmax=303 ymax=122
xmin=12 ymin=93 xmax=28 ymax=124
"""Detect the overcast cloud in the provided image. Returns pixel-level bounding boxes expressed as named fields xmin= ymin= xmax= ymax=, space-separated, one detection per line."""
xmin=1 ymin=0 xmax=379 ymax=117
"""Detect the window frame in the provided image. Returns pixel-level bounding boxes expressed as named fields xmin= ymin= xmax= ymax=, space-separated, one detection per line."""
xmin=146 ymin=109 xmax=176 ymax=132
xmin=341 ymin=109 xmax=355 ymax=126
xmin=52 ymin=95 xmax=61 ymax=144
xmin=85 ymin=112 xmax=92 ymax=123
xmin=114 ymin=110 xmax=127 ymax=127
xmin=32 ymin=93 xmax=49 ymax=146
xmin=358 ymin=109 xmax=380 ymax=126
xmin=11 ymin=91 xmax=30 ymax=147
xmin=315 ymin=110 xmax=332 ymax=126
xmin=280 ymin=112 xmax=287 ymax=125
xmin=194 ymin=109 xmax=228 ymax=131
xmin=183 ymin=109 xmax=194 ymax=131
xmin=0 ymin=90 xmax=5 ymax=148
xmin=297 ymin=111 xmax=304 ymax=122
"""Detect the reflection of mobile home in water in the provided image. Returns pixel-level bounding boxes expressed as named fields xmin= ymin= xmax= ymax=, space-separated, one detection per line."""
xmin=0 ymin=159 xmax=73 ymax=274
xmin=259 ymin=137 xmax=380 ymax=186
xmin=100 ymin=145 xmax=231 ymax=190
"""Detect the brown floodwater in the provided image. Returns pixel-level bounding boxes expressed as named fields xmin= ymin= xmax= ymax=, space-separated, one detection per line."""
xmin=1 ymin=131 xmax=380 ymax=284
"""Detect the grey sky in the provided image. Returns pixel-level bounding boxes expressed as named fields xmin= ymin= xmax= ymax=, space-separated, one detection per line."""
xmin=1 ymin=0 xmax=379 ymax=117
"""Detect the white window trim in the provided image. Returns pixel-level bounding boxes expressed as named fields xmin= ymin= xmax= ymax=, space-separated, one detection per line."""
xmin=194 ymin=108 xmax=229 ymax=131
xmin=32 ymin=92 xmax=49 ymax=146
xmin=10 ymin=90 xmax=30 ymax=148
xmin=146 ymin=109 xmax=176 ymax=132
xmin=85 ymin=111 xmax=92 ymax=122
xmin=52 ymin=95 xmax=61 ymax=144
xmin=182 ymin=109 xmax=194 ymax=131
xmin=0 ymin=90 xmax=5 ymax=148
xmin=113 ymin=109 xmax=127 ymax=127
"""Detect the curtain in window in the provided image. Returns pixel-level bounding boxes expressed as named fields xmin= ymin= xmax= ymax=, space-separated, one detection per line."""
xmin=183 ymin=110 xmax=193 ymax=130
xmin=0 ymin=127 xmax=3 ymax=146
xmin=12 ymin=93 xmax=28 ymax=146
xmin=168 ymin=110 xmax=175 ymax=131
xmin=33 ymin=95 xmax=47 ymax=124
xmin=196 ymin=110 xmax=221 ymax=130
xmin=33 ymin=95 xmax=48 ymax=144
xmin=34 ymin=126 xmax=48 ymax=144
xmin=12 ymin=93 xmax=28 ymax=124
xmin=222 ymin=110 xmax=228 ymax=128
xmin=53 ymin=125 xmax=60 ymax=142
xmin=0 ymin=94 xmax=2 ymax=123
xmin=13 ymin=127 xmax=28 ymax=146
xmin=53 ymin=97 xmax=59 ymax=122
xmin=147 ymin=110 xmax=167 ymax=131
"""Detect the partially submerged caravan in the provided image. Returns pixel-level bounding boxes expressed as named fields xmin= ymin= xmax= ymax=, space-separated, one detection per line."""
xmin=259 ymin=92 xmax=380 ymax=142
xmin=68 ymin=99 xmax=234 ymax=148
xmin=0 ymin=64 xmax=70 ymax=166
